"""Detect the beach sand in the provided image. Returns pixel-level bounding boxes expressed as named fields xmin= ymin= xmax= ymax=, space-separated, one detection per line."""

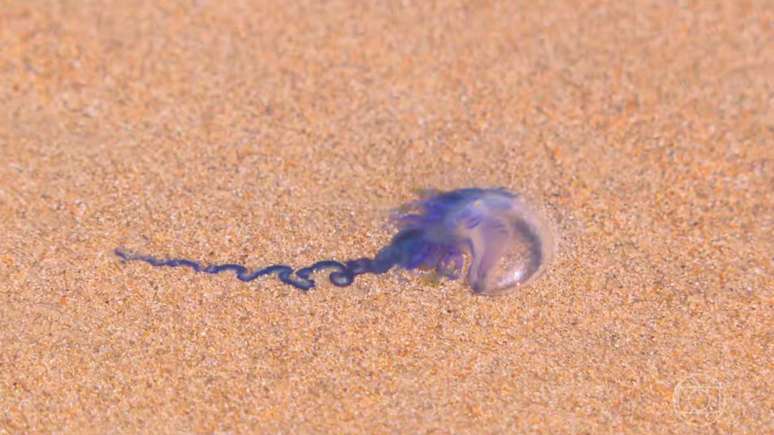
xmin=1 ymin=1 xmax=771 ymax=432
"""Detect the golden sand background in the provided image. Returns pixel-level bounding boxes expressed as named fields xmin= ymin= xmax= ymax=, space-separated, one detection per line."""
xmin=1 ymin=1 xmax=771 ymax=432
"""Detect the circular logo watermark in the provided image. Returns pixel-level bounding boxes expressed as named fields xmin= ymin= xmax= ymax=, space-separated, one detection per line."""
xmin=673 ymin=373 xmax=723 ymax=426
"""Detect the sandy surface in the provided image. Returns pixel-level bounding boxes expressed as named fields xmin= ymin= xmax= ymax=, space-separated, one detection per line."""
xmin=1 ymin=1 xmax=771 ymax=432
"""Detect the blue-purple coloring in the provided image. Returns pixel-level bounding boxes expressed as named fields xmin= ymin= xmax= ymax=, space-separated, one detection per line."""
xmin=115 ymin=187 xmax=551 ymax=294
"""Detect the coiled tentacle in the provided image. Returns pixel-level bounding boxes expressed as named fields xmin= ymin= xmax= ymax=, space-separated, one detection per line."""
xmin=114 ymin=248 xmax=400 ymax=291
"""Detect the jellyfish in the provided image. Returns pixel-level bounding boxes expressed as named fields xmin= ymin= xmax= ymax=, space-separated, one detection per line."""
xmin=115 ymin=187 xmax=553 ymax=295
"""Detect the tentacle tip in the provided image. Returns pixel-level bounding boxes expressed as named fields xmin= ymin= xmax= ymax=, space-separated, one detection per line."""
xmin=114 ymin=247 xmax=132 ymax=261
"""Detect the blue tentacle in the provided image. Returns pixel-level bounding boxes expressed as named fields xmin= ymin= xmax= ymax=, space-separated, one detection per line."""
xmin=114 ymin=248 xmax=399 ymax=291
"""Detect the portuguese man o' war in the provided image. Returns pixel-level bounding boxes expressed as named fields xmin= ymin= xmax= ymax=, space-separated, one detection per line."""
xmin=115 ymin=187 xmax=554 ymax=295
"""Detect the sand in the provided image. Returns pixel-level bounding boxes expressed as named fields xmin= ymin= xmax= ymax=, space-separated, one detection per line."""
xmin=1 ymin=0 xmax=771 ymax=432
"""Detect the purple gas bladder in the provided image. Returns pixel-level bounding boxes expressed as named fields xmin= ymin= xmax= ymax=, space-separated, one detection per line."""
xmin=384 ymin=188 xmax=553 ymax=295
